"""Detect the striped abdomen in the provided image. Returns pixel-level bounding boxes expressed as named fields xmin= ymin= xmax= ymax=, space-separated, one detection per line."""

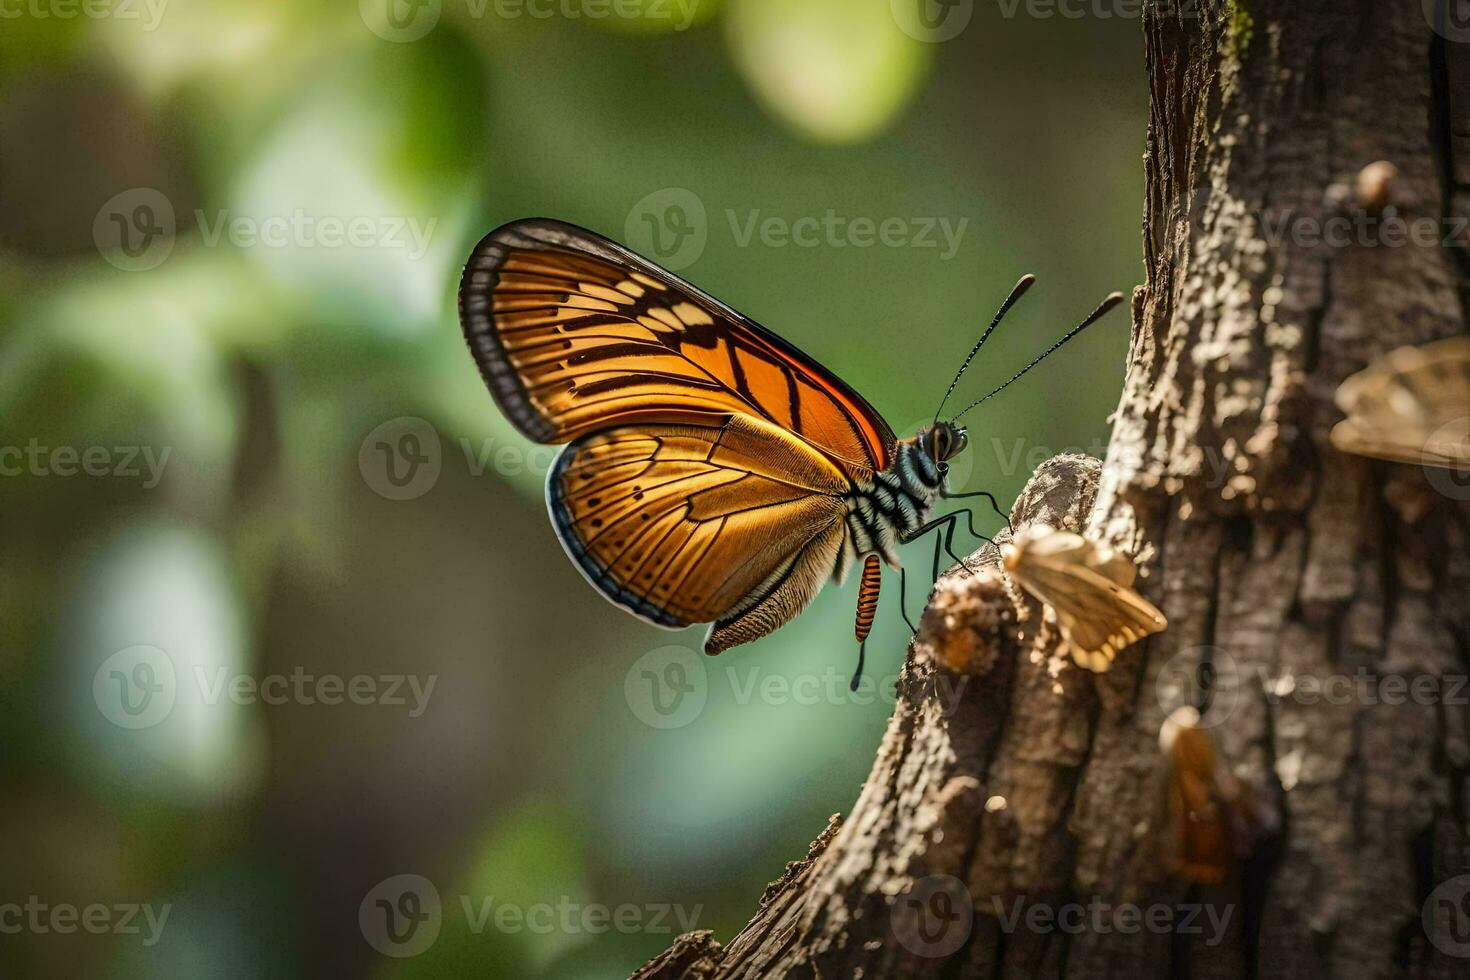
xmin=855 ymin=555 xmax=882 ymax=642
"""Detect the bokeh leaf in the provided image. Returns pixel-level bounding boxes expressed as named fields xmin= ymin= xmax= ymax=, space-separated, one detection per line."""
xmin=725 ymin=0 xmax=931 ymax=143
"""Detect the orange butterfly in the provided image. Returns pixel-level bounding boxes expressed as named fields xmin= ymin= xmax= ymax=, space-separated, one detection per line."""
xmin=459 ymin=219 xmax=1121 ymax=682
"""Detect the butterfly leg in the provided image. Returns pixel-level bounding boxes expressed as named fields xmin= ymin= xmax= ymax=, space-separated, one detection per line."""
xmin=897 ymin=561 xmax=922 ymax=634
xmin=894 ymin=530 xmax=940 ymax=634
xmin=905 ymin=512 xmax=978 ymax=579
xmin=942 ymin=488 xmax=1013 ymax=536
xmin=893 ymin=510 xmax=1005 ymax=634
xmin=954 ymin=505 xmax=1000 ymax=545
xmin=929 ymin=525 xmax=944 ymax=581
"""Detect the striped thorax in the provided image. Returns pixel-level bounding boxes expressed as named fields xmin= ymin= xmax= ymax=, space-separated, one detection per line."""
xmin=837 ymin=422 xmax=966 ymax=578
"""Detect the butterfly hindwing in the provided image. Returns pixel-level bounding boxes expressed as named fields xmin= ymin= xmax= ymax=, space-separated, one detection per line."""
xmin=460 ymin=218 xmax=896 ymax=474
xmin=548 ymin=412 xmax=850 ymax=649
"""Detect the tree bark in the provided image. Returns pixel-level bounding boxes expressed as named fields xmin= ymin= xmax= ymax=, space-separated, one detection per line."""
xmin=638 ymin=2 xmax=1470 ymax=976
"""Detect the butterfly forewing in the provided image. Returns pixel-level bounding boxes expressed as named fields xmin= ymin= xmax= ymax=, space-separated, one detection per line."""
xmin=460 ymin=219 xmax=896 ymax=474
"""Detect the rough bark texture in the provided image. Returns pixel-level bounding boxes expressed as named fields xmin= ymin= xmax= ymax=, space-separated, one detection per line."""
xmin=637 ymin=2 xmax=1470 ymax=976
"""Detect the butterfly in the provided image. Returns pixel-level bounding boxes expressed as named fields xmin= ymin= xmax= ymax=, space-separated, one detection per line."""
xmin=1158 ymin=706 xmax=1273 ymax=884
xmin=1001 ymin=524 xmax=1166 ymax=671
xmin=459 ymin=219 xmax=1123 ymax=681
xmin=1329 ymin=335 xmax=1470 ymax=469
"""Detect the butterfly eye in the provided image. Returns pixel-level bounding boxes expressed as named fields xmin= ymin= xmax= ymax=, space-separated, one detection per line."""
xmin=938 ymin=461 xmax=950 ymax=477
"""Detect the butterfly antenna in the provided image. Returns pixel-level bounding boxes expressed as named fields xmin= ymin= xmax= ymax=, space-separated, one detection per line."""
xmin=931 ymin=274 xmax=1037 ymax=425
xmin=951 ymin=290 xmax=1126 ymax=422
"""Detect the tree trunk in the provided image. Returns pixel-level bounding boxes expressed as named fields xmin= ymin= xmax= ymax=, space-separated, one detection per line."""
xmin=638 ymin=2 xmax=1470 ymax=976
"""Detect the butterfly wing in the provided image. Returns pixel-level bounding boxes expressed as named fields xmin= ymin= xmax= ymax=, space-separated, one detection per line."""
xmin=1041 ymin=563 xmax=1166 ymax=671
xmin=460 ymin=218 xmax=897 ymax=473
xmin=1159 ymin=707 xmax=1274 ymax=883
xmin=1006 ymin=529 xmax=1167 ymax=671
xmin=1330 ymin=335 xmax=1470 ymax=468
xmin=1160 ymin=713 xmax=1231 ymax=884
xmin=549 ymin=412 xmax=850 ymax=652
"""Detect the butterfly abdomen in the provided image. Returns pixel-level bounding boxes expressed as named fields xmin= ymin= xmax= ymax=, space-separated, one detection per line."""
xmin=855 ymin=555 xmax=882 ymax=642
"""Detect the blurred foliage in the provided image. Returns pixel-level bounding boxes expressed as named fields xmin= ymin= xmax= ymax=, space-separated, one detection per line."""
xmin=0 ymin=1 xmax=1145 ymax=977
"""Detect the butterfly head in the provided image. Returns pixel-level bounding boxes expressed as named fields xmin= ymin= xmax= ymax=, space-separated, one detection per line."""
xmin=919 ymin=421 xmax=968 ymax=474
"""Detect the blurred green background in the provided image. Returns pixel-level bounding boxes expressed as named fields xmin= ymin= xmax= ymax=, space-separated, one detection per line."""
xmin=0 ymin=1 xmax=1144 ymax=976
